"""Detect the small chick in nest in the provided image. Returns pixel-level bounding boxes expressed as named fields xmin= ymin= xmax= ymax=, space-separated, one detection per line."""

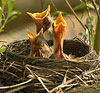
xmin=27 ymin=28 xmax=52 ymax=58
xmin=50 ymin=12 xmax=69 ymax=59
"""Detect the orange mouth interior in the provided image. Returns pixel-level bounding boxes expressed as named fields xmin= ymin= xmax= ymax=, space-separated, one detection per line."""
xmin=27 ymin=5 xmax=50 ymax=19
xmin=27 ymin=28 xmax=44 ymax=56
xmin=54 ymin=12 xmax=66 ymax=27
xmin=53 ymin=12 xmax=66 ymax=59
xmin=27 ymin=30 xmax=36 ymax=43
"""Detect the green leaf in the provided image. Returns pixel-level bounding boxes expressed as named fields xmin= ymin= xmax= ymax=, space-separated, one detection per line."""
xmin=0 ymin=7 xmax=2 ymax=17
xmin=95 ymin=18 xmax=98 ymax=26
xmin=79 ymin=32 xmax=83 ymax=36
xmin=74 ymin=3 xmax=86 ymax=11
xmin=81 ymin=10 xmax=86 ymax=19
xmin=0 ymin=46 xmax=6 ymax=54
xmin=74 ymin=1 xmax=99 ymax=11
xmin=1 ymin=0 xmax=6 ymax=6
xmin=7 ymin=1 xmax=14 ymax=17
xmin=7 ymin=16 xmax=16 ymax=23
xmin=86 ymin=17 xmax=93 ymax=25
xmin=8 ymin=10 xmax=21 ymax=18
xmin=86 ymin=1 xmax=99 ymax=10
xmin=79 ymin=32 xmax=85 ymax=36
xmin=86 ymin=28 xmax=90 ymax=45
xmin=51 ymin=11 xmax=69 ymax=16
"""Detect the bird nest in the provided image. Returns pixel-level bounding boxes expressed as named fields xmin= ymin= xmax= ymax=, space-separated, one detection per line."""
xmin=0 ymin=38 xmax=100 ymax=93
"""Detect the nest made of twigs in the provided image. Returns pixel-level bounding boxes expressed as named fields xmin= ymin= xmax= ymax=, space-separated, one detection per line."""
xmin=0 ymin=38 xmax=100 ymax=93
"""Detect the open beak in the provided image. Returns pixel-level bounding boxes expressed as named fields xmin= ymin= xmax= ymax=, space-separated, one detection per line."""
xmin=51 ymin=12 xmax=67 ymax=59
xmin=27 ymin=28 xmax=46 ymax=57
xmin=27 ymin=29 xmax=36 ymax=43
xmin=27 ymin=29 xmax=37 ymax=56
xmin=54 ymin=12 xmax=66 ymax=26
xmin=27 ymin=5 xmax=51 ymax=33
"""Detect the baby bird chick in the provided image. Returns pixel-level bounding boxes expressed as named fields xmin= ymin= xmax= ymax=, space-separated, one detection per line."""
xmin=27 ymin=28 xmax=52 ymax=57
xmin=50 ymin=12 xmax=67 ymax=59
xmin=27 ymin=5 xmax=52 ymax=33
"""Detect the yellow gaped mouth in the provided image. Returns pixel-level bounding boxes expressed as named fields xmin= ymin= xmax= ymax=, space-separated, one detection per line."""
xmin=27 ymin=30 xmax=36 ymax=41
xmin=27 ymin=5 xmax=50 ymax=19
xmin=54 ymin=12 xmax=66 ymax=26
xmin=27 ymin=28 xmax=43 ymax=41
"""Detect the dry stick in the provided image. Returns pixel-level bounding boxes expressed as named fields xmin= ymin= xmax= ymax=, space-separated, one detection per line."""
xmin=75 ymin=75 xmax=88 ymax=86
xmin=25 ymin=64 xmax=35 ymax=78
xmin=0 ymin=69 xmax=18 ymax=78
xmin=26 ymin=64 xmax=64 ymax=77
xmin=40 ymin=0 xmax=45 ymax=11
xmin=64 ymin=0 xmax=86 ymax=31
xmin=83 ymin=68 xmax=100 ymax=75
xmin=91 ymin=0 xmax=100 ymax=20
xmin=65 ymin=78 xmax=77 ymax=85
xmin=26 ymin=65 xmax=50 ymax=92
xmin=25 ymin=64 xmax=63 ymax=83
xmin=0 ymin=79 xmax=33 ymax=89
xmin=34 ymin=73 xmax=50 ymax=92
xmin=50 ymin=74 xmax=77 ymax=93
xmin=83 ymin=0 xmax=91 ymax=18
xmin=49 ymin=83 xmax=78 ymax=93
xmin=50 ymin=66 xmax=100 ymax=93
xmin=50 ymin=0 xmax=58 ymax=11
xmin=5 ymin=84 xmax=32 ymax=93
xmin=62 ymin=74 xmax=67 ymax=84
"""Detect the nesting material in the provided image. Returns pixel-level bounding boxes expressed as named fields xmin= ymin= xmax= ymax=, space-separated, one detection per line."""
xmin=0 ymin=39 xmax=100 ymax=93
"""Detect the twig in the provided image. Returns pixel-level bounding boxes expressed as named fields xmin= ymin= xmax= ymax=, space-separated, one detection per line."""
xmin=40 ymin=0 xmax=45 ymax=11
xmin=83 ymin=0 xmax=91 ymax=18
xmin=10 ymin=65 xmax=22 ymax=72
xmin=34 ymin=73 xmax=50 ymax=92
xmin=65 ymin=78 xmax=77 ymax=85
xmin=91 ymin=0 xmax=100 ymax=20
xmin=26 ymin=64 xmax=53 ymax=83
xmin=25 ymin=64 xmax=35 ymax=78
xmin=26 ymin=64 xmax=64 ymax=77
xmin=50 ymin=73 xmax=77 ymax=93
xmin=48 ymin=69 xmax=64 ymax=77
xmin=5 ymin=83 xmax=32 ymax=93
xmin=50 ymin=0 xmax=58 ymax=11
xmin=49 ymin=83 xmax=78 ymax=93
xmin=62 ymin=74 xmax=67 ymax=84
xmin=64 ymin=0 xmax=86 ymax=31
xmin=75 ymin=75 xmax=88 ymax=86
xmin=0 ymin=69 xmax=18 ymax=78
xmin=0 ymin=79 xmax=33 ymax=89
xmin=83 ymin=68 xmax=100 ymax=75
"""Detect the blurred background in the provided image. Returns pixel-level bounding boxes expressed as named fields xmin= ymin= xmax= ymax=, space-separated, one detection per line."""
xmin=0 ymin=0 xmax=98 ymax=43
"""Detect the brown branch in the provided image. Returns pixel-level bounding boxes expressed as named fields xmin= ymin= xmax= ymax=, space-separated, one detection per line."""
xmin=50 ymin=0 xmax=58 ymax=11
xmin=93 ymin=4 xmax=100 ymax=53
xmin=91 ymin=0 xmax=100 ymax=20
xmin=40 ymin=0 xmax=45 ymax=11
xmin=64 ymin=0 xmax=86 ymax=31
xmin=83 ymin=0 xmax=91 ymax=18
